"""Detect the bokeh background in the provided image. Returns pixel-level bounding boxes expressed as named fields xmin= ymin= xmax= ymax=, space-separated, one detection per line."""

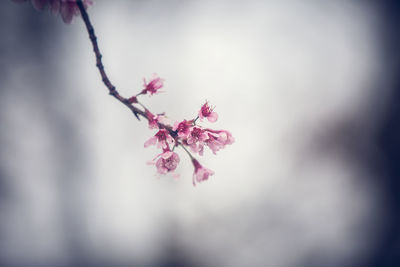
xmin=0 ymin=1 xmax=399 ymax=267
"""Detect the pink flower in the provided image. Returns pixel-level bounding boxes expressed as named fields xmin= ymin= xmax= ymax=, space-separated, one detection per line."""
xmin=173 ymin=120 xmax=192 ymax=138
xmin=186 ymin=127 xmax=208 ymax=154
xmin=13 ymin=0 xmax=93 ymax=24
xmin=198 ymin=129 xmax=234 ymax=155
xmin=204 ymin=132 xmax=224 ymax=155
xmin=192 ymin=159 xmax=214 ymax=186
xmin=155 ymin=151 xmax=180 ymax=174
xmin=145 ymin=110 xmax=166 ymax=129
xmin=144 ymin=129 xmax=174 ymax=149
xmin=215 ymin=130 xmax=235 ymax=145
xmin=141 ymin=74 xmax=164 ymax=95
xmin=198 ymin=101 xmax=218 ymax=123
xmin=206 ymin=129 xmax=235 ymax=145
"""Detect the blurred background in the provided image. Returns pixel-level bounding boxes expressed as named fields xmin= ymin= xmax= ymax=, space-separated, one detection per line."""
xmin=0 ymin=1 xmax=399 ymax=266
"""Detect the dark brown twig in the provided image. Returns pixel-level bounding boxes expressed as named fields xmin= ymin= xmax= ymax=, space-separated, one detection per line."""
xmin=76 ymin=1 xmax=145 ymax=120
xmin=76 ymin=1 xmax=175 ymax=135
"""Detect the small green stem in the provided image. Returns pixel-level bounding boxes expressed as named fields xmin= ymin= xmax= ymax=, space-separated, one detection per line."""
xmin=178 ymin=142 xmax=194 ymax=160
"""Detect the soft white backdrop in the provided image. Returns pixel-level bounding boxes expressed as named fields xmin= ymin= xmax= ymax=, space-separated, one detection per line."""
xmin=0 ymin=1 xmax=387 ymax=267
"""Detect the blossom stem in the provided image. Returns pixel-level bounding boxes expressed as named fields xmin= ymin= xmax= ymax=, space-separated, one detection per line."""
xmin=76 ymin=1 xmax=176 ymax=136
xmin=178 ymin=142 xmax=194 ymax=160
xmin=76 ymin=1 xmax=145 ymax=119
xmin=136 ymin=101 xmax=147 ymax=111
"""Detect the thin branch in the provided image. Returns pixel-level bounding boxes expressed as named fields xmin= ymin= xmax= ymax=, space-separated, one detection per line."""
xmin=76 ymin=1 xmax=175 ymax=136
xmin=179 ymin=142 xmax=194 ymax=160
xmin=76 ymin=0 xmax=145 ymax=120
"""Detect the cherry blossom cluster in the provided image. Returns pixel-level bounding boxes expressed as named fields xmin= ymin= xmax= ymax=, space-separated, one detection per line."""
xmin=13 ymin=0 xmax=235 ymax=185
xmin=135 ymin=75 xmax=234 ymax=185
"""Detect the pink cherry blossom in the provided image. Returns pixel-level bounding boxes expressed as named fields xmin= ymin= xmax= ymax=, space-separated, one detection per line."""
xmin=199 ymin=129 xmax=235 ymax=155
xmin=186 ymin=127 xmax=208 ymax=154
xmin=141 ymin=74 xmax=164 ymax=95
xmin=192 ymin=159 xmax=214 ymax=186
xmin=173 ymin=120 xmax=192 ymax=138
xmin=145 ymin=110 xmax=167 ymax=129
xmin=155 ymin=151 xmax=180 ymax=174
xmin=206 ymin=129 xmax=235 ymax=145
xmin=198 ymin=101 xmax=218 ymax=123
xmin=14 ymin=0 xmax=235 ymax=185
xmin=204 ymin=132 xmax=224 ymax=155
xmin=216 ymin=130 xmax=235 ymax=145
xmin=144 ymin=129 xmax=174 ymax=149
xmin=13 ymin=0 xmax=93 ymax=24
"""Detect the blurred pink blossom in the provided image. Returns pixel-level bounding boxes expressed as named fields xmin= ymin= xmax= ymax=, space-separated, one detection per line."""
xmin=173 ymin=120 xmax=192 ymax=139
xmin=141 ymin=74 xmax=164 ymax=95
xmin=192 ymin=159 xmax=214 ymax=186
xmin=145 ymin=110 xmax=166 ymax=130
xmin=199 ymin=101 xmax=218 ymax=123
xmin=187 ymin=127 xmax=208 ymax=154
xmin=13 ymin=0 xmax=93 ymax=24
xmin=155 ymin=151 xmax=180 ymax=175
xmin=144 ymin=129 xmax=174 ymax=149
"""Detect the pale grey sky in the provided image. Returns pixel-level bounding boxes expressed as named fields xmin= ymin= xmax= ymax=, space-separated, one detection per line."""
xmin=0 ymin=1 xmax=387 ymax=267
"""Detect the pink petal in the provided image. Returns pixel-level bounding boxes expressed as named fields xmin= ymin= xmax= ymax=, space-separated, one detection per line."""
xmin=172 ymin=121 xmax=180 ymax=131
xmin=198 ymin=110 xmax=204 ymax=120
xmin=60 ymin=2 xmax=75 ymax=24
xmin=156 ymin=158 xmax=168 ymax=174
xmin=189 ymin=143 xmax=198 ymax=153
xmin=157 ymin=115 xmax=168 ymax=125
xmin=207 ymin=112 xmax=218 ymax=123
xmin=167 ymin=135 xmax=175 ymax=146
xmin=146 ymin=160 xmax=156 ymax=165
xmin=198 ymin=144 xmax=204 ymax=156
xmin=144 ymin=136 xmax=157 ymax=147
xmin=161 ymin=151 xmax=173 ymax=159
